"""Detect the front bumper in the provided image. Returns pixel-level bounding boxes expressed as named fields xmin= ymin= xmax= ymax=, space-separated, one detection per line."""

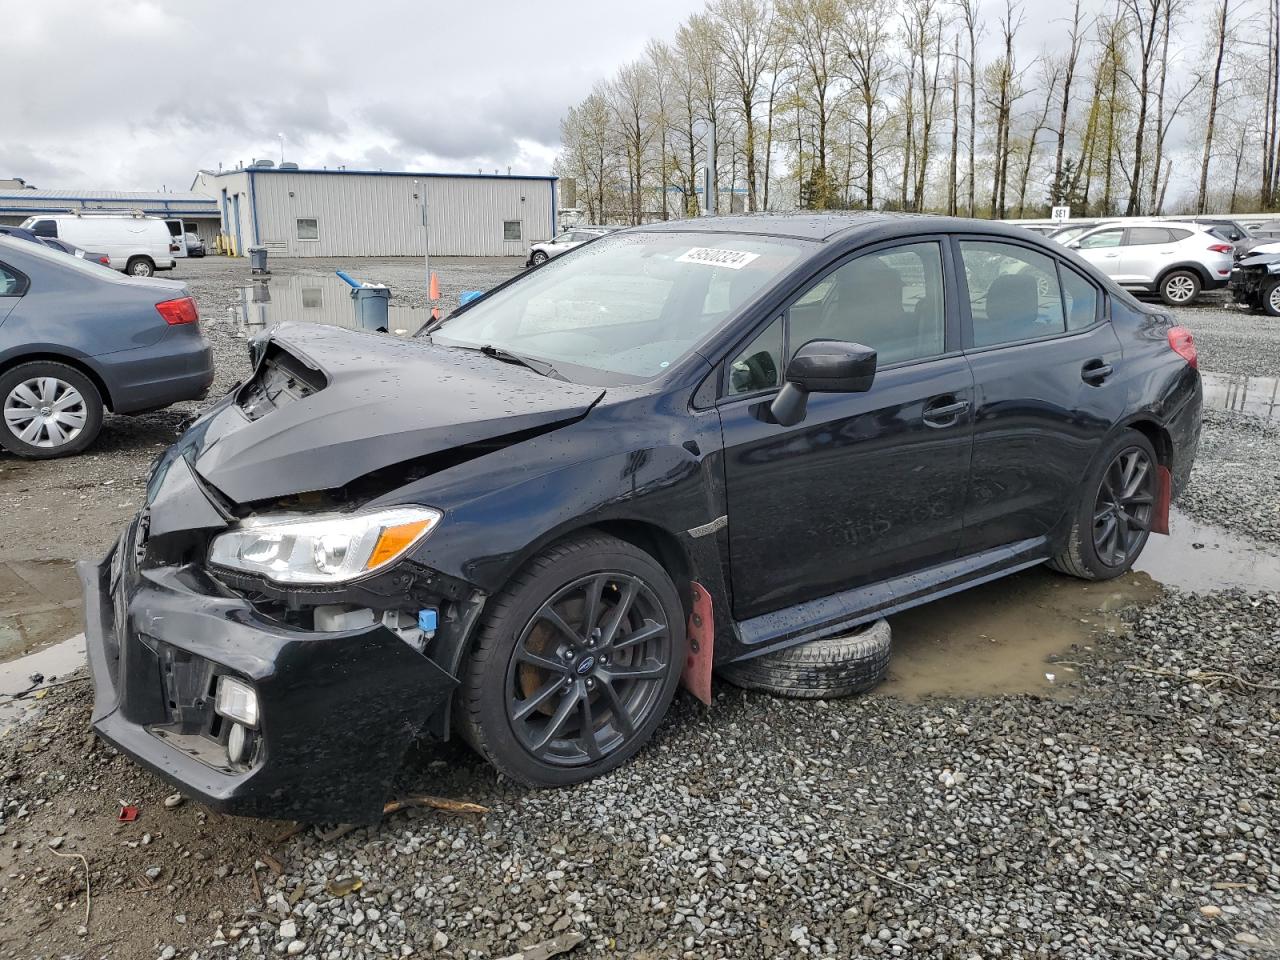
xmin=79 ymin=525 xmax=457 ymax=823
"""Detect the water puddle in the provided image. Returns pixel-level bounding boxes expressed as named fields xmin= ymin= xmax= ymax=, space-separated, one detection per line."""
xmin=231 ymin=273 xmax=432 ymax=337
xmin=1200 ymin=372 xmax=1280 ymax=422
xmin=881 ymin=508 xmax=1280 ymax=700
xmin=0 ymin=560 xmax=83 ymax=662
xmin=0 ymin=633 xmax=86 ymax=728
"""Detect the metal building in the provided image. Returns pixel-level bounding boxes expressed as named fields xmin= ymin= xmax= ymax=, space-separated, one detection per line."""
xmin=0 ymin=189 xmax=221 ymax=244
xmin=191 ymin=166 xmax=557 ymax=258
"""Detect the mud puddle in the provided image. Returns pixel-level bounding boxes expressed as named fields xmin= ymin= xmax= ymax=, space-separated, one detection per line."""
xmin=232 ymin=273 xmax=432 ymax=336
xmin=1200 ymin=372 xmax=1280 ymax=422
xmin=881 ymin=508 xmax=1280 ymax=700
xmin=0 ymin=633 xmax=86 ymax=728
xmin=0 ymin=559 xmax=83 ymax=661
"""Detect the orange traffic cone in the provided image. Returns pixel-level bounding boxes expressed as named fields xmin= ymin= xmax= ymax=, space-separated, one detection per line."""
xmin=431 ymin=306 xmax=440 ymax=320
xmin=429 ymin=272 xmax=439 ymax=301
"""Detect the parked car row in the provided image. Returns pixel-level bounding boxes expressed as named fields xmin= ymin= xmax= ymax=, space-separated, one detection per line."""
xmin=20 ymin=212 xmax=178 ymax=277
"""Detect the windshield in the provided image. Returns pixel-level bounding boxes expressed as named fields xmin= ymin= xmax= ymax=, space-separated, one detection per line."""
xmin=429 ymin=231 xmax=809 ymax=384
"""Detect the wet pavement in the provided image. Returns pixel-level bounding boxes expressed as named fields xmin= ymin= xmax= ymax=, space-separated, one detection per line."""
xmin=0 ymin=559 xmax=82 ymax=662
xmin=230 ymin=272 xmax=435 ymax=337
xmin=1200 ymin=371 xmax=1280 ymax=421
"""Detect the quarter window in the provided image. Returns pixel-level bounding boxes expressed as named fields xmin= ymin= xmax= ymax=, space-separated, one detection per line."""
xmin=503 ymin=220 xmax=522 ymax=242
xmin=1059 ymin=266 xmax=1100 ymax=331
xmin=959 ymin=241 xmax=1066 ymax=347
xmin=0 ymin=263 xmax=24 ymax=297
xmin=788 ymin=242 xmax=946 ymax=366
xmin=1077 ymin=228 xmax=1123 ymax=249
xmin=727 ymin=316 xmax=783 ymax=396
xmin=296 ymin=218 xmax=319 ymax=241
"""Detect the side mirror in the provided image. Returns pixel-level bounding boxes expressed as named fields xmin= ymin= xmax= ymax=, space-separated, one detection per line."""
xmin=770 ymin=339 xmax=876 ymax=427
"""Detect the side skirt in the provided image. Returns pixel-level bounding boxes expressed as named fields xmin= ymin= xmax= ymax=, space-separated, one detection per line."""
xmin=731 ymin=537 xmax=1050 ymax=663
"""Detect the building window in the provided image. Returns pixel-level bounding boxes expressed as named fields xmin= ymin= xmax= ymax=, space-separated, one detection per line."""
xmin=503 ymin=220 xmax=522 ymax=242
xmin=296 ymin=218 xmax=319 ymax=241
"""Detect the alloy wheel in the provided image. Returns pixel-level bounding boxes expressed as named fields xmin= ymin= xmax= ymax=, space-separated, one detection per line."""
xmin=3 ymin=377 xmax=88 ymax=448
xmin=1092 ymin=446 xmax=1155 ymax=567
xmin=505 ymin=572 xmax=671 ymax=766
xmin=1164 ymin=274 xmax=1196 ymax=303
xmin=1269 ymin=282 xmax=1280 ymax=315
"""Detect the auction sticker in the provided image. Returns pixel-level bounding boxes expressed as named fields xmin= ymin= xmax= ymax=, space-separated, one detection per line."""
xmin=675 ymin=247 xmax=761 ymax=270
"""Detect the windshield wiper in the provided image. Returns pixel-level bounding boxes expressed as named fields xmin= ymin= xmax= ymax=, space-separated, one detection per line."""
xmin=478 ymin=344 xmax=565 ymax=380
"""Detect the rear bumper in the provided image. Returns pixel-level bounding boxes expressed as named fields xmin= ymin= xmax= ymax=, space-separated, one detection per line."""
xmin=79 ymin=528 xmax=457 ymax=823
xmin=103 ymin=330 xmax=215 ymax=414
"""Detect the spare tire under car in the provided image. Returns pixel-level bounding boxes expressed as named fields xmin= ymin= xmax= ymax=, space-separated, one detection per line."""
xmin=719 ymin=619 xmax=892 ymax=699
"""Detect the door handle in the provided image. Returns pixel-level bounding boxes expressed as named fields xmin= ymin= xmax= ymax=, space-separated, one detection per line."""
xmin=922 ymin=397 xmax=970 ymax=427
xmin=1082 ymin=359 xmax=1113 ymax=384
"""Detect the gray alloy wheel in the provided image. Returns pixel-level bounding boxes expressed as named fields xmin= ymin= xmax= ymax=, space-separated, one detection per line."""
xmin=531 ymin=250 xmax=549 ymax=265
xmin=1160 ymin=271 xmax=1199 ymax=305
xmin=1092 ymin=446 xmax=1156 ymax=568
xmin=4 ymin=376 xmax=88 ymax=448
xmin=127 ymin=257 xmax=155 ymax=277
xmin=1265 ymin=280 xmax=1280 ymax=318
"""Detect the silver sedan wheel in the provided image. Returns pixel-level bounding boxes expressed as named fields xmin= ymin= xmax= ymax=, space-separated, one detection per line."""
xmin=3 ymin=377 xmax=88 ymax=448
xmin=1270 ymin=283 xmax=1280 ymax=315
xmin=1164 ymin=274 xmax=1196 ymax=303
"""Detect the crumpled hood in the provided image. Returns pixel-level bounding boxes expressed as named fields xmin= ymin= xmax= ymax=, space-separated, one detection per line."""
xmin=191 ymin=323 xmax=603 ymax=504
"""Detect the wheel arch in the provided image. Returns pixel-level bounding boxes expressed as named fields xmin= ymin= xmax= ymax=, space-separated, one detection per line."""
xmin=1121 ymin=416 xmax=1174 ymax=470
xmin=0 ymin=352 xmax=115 ymax=411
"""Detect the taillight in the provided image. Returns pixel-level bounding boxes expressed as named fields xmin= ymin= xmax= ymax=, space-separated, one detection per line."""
xmin=1207 ymin=243 xmax=1233 ymax=253
xmin=155 ymin=296 xmax=198 ymax=325
xmin=97 ymin=256 xmax=109 ymax=265
xmin=1167 ymin=325 xmax=1197 ymax=369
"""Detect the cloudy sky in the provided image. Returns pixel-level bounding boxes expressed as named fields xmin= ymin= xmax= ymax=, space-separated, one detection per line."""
xmin=6 ymin=0 xmax=1212 ymax=196
xmin=3 ymin=0 xmax=705 ymax=192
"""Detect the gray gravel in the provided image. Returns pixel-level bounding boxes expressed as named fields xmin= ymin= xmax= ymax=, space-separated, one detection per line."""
xmin=1180 ymin=298 xmax=1280 ymax=380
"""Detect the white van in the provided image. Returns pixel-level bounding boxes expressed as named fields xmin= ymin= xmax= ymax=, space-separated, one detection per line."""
xmin=20 ymin=213 xmax=177 ymax=277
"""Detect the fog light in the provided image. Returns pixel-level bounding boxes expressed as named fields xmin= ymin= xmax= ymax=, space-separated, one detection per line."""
xmin=215 ymin=676 xmax=259 ymax=729
xmin=227 ymin=722 xmax=250 ymax=765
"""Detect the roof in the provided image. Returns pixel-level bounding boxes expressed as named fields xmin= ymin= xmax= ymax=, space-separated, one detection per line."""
xmin=0 ymin=188 xmax=218 ymax=218
xmin=201 ymin=167 xmax=557 ymax=183
xmin=0 ymin=189 xmax=214 ymax=203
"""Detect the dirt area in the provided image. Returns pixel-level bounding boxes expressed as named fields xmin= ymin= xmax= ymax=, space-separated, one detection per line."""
xmin=1 ymin=260 xmax=1279 ymax=959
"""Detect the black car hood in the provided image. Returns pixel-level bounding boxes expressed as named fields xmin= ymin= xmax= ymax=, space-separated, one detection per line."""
xmin=191 ymin=323 xmax=604 ymax=504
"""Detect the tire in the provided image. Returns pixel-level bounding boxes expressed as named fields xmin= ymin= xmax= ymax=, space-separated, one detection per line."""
xmin=1048 ymin=428 xmax=1159 ymax=581
xmin=1263 ymin=279 xmax=1280 ymax=318
xmin=719 ymin=619 xmax=891 ymax=699
xmin=0 ymin=361 xmax=104 ymax=458
xmin=1158 ymin=269 xmax=1200 ymax=306
xmin=455 ymin=533 xmax=686 ymax=787
xmin=530 ymin=251 xmax=549 ymax=266
xmin=126 ymin=256 xmax=155 ymax=277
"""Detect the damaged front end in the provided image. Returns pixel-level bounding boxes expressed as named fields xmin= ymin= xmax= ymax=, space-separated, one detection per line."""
xmin=1231 ymin=248 xmax=1280 ymax=311
xmin=79 ymin=324 xmax=603 ymax=822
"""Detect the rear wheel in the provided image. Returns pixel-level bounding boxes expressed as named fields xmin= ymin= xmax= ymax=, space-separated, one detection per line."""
xmin=1048 ymin=429 xmax=1158 ymax=581
xmin=456 ymin=534 xmax=685 ymax=787
xmin=126 ymin=256 xmax=155 ymax=277
xmin=1159 ymin=269 xmax=1200 ymax=306
xmin=0 ymin=361 xmax=104 ymax=458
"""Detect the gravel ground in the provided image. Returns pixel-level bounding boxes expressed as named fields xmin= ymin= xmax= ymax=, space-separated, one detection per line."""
xmin=1 ymin=260 xmax=1279 ymax=960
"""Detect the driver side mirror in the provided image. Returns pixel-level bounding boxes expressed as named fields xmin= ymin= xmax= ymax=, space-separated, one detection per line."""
xmin=770 ymin=339 xmax=876 ymax=427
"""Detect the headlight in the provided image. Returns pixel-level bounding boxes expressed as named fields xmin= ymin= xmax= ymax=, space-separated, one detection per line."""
xmin=208 ymin=506 xmax=441 ymax=584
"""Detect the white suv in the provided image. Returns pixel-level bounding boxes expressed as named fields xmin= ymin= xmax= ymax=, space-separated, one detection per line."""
xmin=526 ymin=227 xmax=612 ymax=267
xmin=1064 ymin=221 xmax=1232 ymax=305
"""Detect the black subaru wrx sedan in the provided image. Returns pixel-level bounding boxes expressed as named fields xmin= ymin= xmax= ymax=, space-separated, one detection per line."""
xmin=79 ymin=214 xmax=1202 ymax=822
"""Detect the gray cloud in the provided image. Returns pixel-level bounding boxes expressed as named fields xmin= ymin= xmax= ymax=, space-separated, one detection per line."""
xmin=2 ymin=0 xmax=703 ymax=190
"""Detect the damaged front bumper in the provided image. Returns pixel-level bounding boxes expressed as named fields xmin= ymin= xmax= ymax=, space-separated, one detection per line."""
xmin=78 ymin=519 xmax=459 ymax=824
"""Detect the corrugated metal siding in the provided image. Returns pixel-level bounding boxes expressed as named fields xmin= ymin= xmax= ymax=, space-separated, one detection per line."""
xmin=245 ymin=172 xmax=554 ymax=257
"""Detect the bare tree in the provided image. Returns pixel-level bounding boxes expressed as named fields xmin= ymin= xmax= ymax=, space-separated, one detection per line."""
xmin=1196 ymin=0 xmax=1231 ymax=214
xmin=780 ymin=0 xmax=846 ymax=207
xmin=984 ymin=0 xmax=1028 ymax=218
xmin=1117 ymin=0 xmax=1166 ymax=215
xmin=842 ymin=0 xmax=896 ymax=208
xmin=954 ymin=0 xmax=982 ymax=215
xmin=709 ymin=0 xmax=776 ymax=211
xmin=1014 ymin=60 xmax=1060 ymax=217
xmin=1051 ymin=0 xmax=1090 ymax=196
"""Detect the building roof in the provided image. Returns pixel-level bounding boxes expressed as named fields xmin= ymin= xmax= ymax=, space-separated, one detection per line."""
xmin=200 ymin=167 xmax=557 ymax=183
xmin=0 ymin=189 xmax=218 ymax=218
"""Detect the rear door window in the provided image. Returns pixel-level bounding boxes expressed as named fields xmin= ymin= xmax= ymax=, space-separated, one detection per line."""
xmin=1126 ymin=227 xmax=1174 ymax=245
xmin=958 ymin=240 xmax=1066 ymax=347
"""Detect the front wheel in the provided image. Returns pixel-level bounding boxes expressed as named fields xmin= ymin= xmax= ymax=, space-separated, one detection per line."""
xmin=530 ymin=250 xmax=549 ymax=266
xmin=1263 ymin=279 xmax=1280 ymax=318
xmin=1048 ymin=429 xmax=1158 ymax=581
xmin=456 ymin=534 xmax=686 ymax=787
xmin=1159 ymin=269 xmax=1200 ymax=306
